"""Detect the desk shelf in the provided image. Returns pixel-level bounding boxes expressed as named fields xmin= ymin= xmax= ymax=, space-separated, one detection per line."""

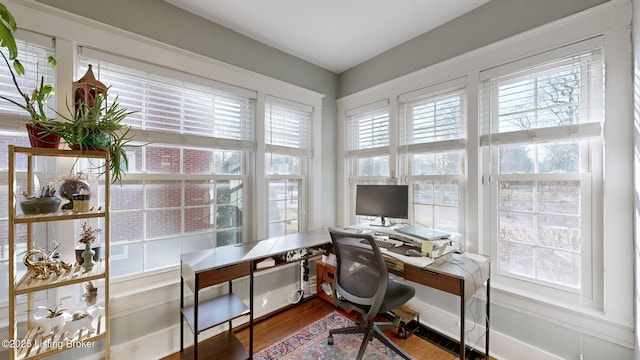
xmin=181 ymin=293 xmax=249 ymax=334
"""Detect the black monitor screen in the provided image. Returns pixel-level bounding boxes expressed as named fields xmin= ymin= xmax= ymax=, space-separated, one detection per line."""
xmin=355 ymin=185 xmax=409 ymax=225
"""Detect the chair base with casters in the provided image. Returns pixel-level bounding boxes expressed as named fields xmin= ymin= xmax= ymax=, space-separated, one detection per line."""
xmin=327 ymin=314 xmax=412 ymax=360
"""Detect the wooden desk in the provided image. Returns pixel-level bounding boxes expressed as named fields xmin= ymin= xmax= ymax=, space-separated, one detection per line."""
xmin=403 ymin=252 xmax=490 ymax=360
xmin=180 ymin=229 xmax=330 ymax=359
xmin=180 ymin=229 xmax=490 ymax=360
xmin=319 ymin=250 xmax=490 ymax=360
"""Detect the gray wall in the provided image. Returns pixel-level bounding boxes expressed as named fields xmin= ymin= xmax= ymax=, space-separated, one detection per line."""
xmin=338 ymin=0 xmax=610 ymax=97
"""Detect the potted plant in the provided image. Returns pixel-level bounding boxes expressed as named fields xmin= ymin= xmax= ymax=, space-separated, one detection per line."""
xmin=0 ymin=2 xmax=60 ymax=148
xmin=54 ymin=88 xmax=135 ymax=184
xmin=63 ymin=309 xmax=96 ymax=335
xmin=30 ymin=305 xmax=67 ymax=334
xmin=19 ymin=180 xmax=61 ymax=215
xmin=77 ymin=221 xmax=101 ymax=272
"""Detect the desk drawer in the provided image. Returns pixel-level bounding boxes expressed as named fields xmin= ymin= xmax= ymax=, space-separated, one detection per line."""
xmin=198 ymin=262 xmax=251 ymax=289
xmin=404 ymin=265 xmax=462 ymax=296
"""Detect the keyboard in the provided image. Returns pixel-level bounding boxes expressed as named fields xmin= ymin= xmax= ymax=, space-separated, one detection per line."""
xmin=360 ymin=238 xmax=397 ymax=249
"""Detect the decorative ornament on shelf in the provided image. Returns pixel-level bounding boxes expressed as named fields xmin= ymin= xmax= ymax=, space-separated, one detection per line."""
xmin=58 ymin=171 xmax=91 ymax=210
xmin=82 ymin=281 xmax=98 ymax=307
xmin=19 ymin=180 xmax=61 ymax=215
xmin=78 ymin=221 xmax=101 ymax=272
xmin=54 ymin=65 xmax=139 ymax=184
xmin=23 ymin=241 xmax=71 ymax=280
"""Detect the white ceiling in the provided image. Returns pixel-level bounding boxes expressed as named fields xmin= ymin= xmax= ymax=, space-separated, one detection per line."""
xmin=165 ymin=0 xmax=489 ymax=73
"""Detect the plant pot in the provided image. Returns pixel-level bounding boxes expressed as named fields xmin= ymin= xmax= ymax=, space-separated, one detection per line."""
xmin=72 ymin=193 xmax=91 ymax=212
xmin=63 ymin=311 xmax=96 ymax=334
xmin=69 ymin=132 xmax=109 ymax=152
xmin=19 ymin=197 xmax=61 ymax=215
xmin=70 ymin=144 xmax=107 ymax=151
xmin=75 ymin=245 xmax=101 ymax=265
xmin=31 ymin=306 xmax=67 ymax=334
xmin=26 ymin=123 xmax=60 ymax=149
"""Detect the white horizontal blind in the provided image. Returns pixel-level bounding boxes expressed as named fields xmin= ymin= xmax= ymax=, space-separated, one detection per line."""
xmin=0 ymin=32 xmax=56 ymax=118
xmin=480 ymin=38 xmax=604 ymax=145
xmin=78 ymin=50 xmax=255 ymax=148
xmin=399 ymin=84 xmax=466 ymax=153
xmin=265 ymin=99 xmax=311 ymax=154
xmin=346 ymin=100 xmax=390 ymax=157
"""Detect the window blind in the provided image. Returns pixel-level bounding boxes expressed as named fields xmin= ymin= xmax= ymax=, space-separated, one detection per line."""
xmin=265 ymin=97 xmax=311 ymax=155
xmin=399 ymin=83 xmax=466 ymax=153
xmin=78 ymin=48 xmax=256 ymax=148
xmin=480 ymin=38 xmax=604 ymax=146
xmin=0 ymin=31 xmax=56 ymax=119
xmin=346 ymin=100 xmax=390 ymax=157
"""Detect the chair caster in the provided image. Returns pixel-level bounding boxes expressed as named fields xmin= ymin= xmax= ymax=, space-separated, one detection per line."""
xmin=327 ymin=335 xmax=334 ymax=345
xmin=397 ymin=321 xmax=407 ymax=339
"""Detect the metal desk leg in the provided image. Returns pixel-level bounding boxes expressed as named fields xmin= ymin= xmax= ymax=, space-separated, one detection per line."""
xmin=460 ymin=279 xmax=465 ymax=360
xmin=193 ymin=279 xmax=199 ymax=360
xmin=486 ymin=278 xmax=490 ymax=359
xmin=250 ymin=262 xmax=254 ymax=358
xmin=180 ymin=277 xmax=184 ymax=357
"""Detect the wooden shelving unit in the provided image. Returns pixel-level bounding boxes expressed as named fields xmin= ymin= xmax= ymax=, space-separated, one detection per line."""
xmin=7 ymin=145 xmax=111 ymax=359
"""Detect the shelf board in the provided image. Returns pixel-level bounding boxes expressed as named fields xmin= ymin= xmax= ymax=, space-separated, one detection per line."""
xmin=15 ymin=261 xmax=106 ymax=295
xmin=11 ymin=146 xmax=109 ymax=159
xmin=13 ymin=210 xmax=106 ymax=224
xmin=182 ymin=293 xmax=250 ymax=334
xmin=180 ymin=332 xmax=248 ymax=360
xmin=16 ymin=314 xmax=106 ymax=360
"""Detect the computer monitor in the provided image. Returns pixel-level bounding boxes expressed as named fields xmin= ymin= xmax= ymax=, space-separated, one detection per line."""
xmin=355 ymin=184 xmax=409 ymax=227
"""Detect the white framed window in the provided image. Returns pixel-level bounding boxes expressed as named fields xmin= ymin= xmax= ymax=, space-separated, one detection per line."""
xmin=480 ymin=38 xmax=604 ymax=304
xmin=78 ymin=48 xmax=256 ymax=278
xmin=265 ymin=97 xmax=311 ymax=237
xmin=399 ymin=78 xmax=467 ymax=233
xmin=344 ymin=100 xmax=392 ymax=225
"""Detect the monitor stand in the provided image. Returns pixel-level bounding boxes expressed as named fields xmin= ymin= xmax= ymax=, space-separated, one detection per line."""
xmin=369 ymin=216 xmax=392 ymax=227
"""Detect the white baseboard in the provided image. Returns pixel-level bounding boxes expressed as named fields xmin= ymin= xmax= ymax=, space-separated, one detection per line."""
xmin=110 ymin=281 xmax=309 ymax=359
xmin=407 ymin=297 xmax=564 ymax=360
xmin=111 ymin=324 xmax=183 ymax=360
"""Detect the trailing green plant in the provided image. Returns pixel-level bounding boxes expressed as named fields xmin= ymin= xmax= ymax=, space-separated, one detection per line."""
xmin=0 ymin=2 xmax=19 ymax=72
xmin=52 ymin=88 xmax=136 ymax=184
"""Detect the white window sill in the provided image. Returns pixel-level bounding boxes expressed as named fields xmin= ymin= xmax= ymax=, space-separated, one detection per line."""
xmin=490 ymin=281 xmax=634 ymax=349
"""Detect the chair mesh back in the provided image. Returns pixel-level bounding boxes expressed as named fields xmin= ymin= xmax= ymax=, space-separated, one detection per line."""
xmin=330 ymin=229 xmax=388 ymax=307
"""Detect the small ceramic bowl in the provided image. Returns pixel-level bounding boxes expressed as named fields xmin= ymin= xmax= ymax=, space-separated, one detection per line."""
xmin=20 ymin=197 xmax=61 ymax=215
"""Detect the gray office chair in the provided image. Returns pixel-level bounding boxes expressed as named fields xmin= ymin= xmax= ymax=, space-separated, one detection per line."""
xmin=327 ymin=228 xmax=415 ymax=360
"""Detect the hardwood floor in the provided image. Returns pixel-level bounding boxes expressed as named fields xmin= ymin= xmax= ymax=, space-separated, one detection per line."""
xmin=162 ymin=296 xmax=468 ymax=360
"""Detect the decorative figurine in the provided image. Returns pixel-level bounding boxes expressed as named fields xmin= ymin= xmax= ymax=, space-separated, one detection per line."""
xmin=23 ymin=241 xmax=71 ymax=280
